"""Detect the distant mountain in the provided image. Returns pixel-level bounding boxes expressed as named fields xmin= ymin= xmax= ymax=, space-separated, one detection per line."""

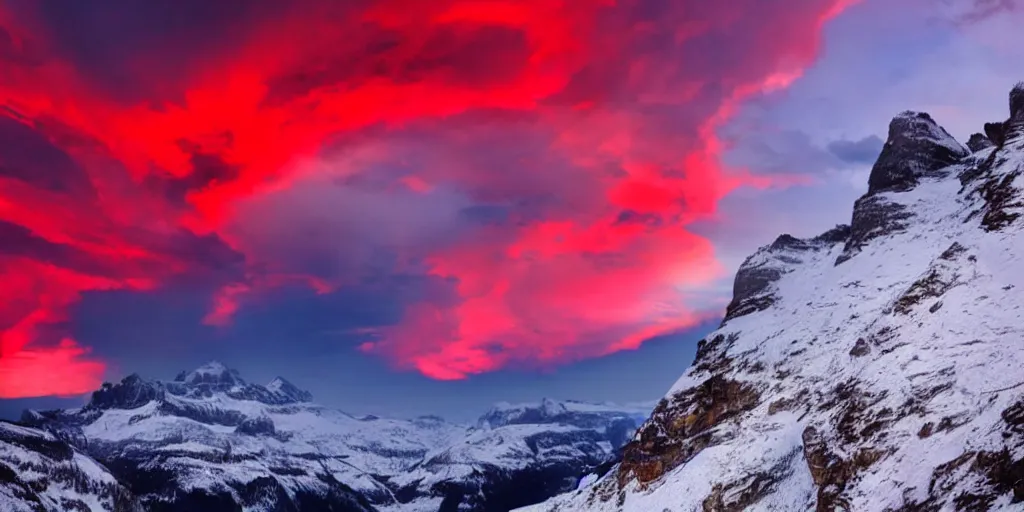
xmin=522 ymin=84 xmax=1024 ymax=511
xmin=0 ymin=361 xmax=654 ymax=512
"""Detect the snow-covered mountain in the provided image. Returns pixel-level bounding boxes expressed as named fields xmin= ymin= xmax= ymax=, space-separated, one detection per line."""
xmin=521 ymin=84 xmax=1024 ymax=511
xmin=0 ymin=421 xmax=141 ymax=512
xmin=2 ymin=361 xmax=653 ymax=512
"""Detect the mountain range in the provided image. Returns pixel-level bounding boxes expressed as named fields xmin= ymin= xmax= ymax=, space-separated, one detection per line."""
xmin=0 ymin=360 xmax=652 ymax=512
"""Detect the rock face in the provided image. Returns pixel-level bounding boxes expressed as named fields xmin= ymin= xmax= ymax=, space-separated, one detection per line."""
xmin=967 ymin=133 xmax=994 ymax=152
xmin=866 ymin=111 xmax=968 ymax=195
xmin=519 ymin=84 xmax=1024 ymax=512
xmin=5 ymin=361 xmax=653 ymax=512
xmin=836 ymin=111 xmax=969 ymax=265
xmin=724 ymin=226 xmax=849 ymax=323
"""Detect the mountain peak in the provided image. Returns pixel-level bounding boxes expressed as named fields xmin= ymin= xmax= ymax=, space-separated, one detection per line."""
xmin=174 ymin=361 xmax=245 ymax=386
xmin=867 ymin=111 xmax=968 ymax=195
xmin=479 ymin=399 xmax=569 ymax=429
xmin=266 ymin=376 xmax=313 ymax=402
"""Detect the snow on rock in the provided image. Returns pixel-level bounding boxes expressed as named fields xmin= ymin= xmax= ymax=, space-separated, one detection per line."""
xmin=868 ymin=111 xmax=968 ymax=195
xmin=519 ymin=84 xmax=1024 ymax=512
xmin=265 ymin=376 xmax=313 ymax=403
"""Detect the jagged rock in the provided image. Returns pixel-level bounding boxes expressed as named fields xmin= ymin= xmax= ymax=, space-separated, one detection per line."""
xmin=265 ymin=377 xmax=313 ymax=403
xmin=849 ymin=338 xmax=871 ymax=357
xmin=985 ymin=121 xmax=1009 ymax=148
xmin=724 ymin=226 xmax=849 ymax=323
xmin=967 ymin=132 xmax=994 ymax=152
xmin=836 ymin=194 xmax=913 ymax=265
xmin=836 ymin=112 xmax=967 ymax=265
xmin=88 ymin=375 xmax=165 ymax=410
xmin=1010 ymin=81 xmax=1024 ymax=121
xmin=700 ymin=449 xmax=799 ymax=512
xmin=618 ymin=376 xmax=761 ymax=486
xmin=866 ymin=111 xmax=968 ymax=195
xmin=235 ymin=416 xmax=276 ymax=436
xmin=963 ymin=154 xmax=1024 ymax=232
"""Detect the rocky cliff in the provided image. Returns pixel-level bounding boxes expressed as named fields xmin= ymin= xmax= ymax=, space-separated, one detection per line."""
xmin=520 ymin=84 xmax=1024 ymax=512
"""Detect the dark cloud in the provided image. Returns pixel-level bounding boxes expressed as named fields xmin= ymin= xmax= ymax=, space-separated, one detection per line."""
xmin=12 ymin=0 xmax=288 ymax=103
xmin=615 ymin=210 xmax=664 ymax=226
xmin=0 ymin=114 xmax=94 ymax=195
xmin=0 ymin=219 xmax=99 ymax=270
xmin=264 ymin=22 xmax=530 ymax=107
xmin=725 ymin=128 xmax=838 ymax=174
xmin=401 ymin=25 xmax=530 ymax=86
xmin=724 ymin=126 xmax=884 ymax=178
xmin=827 ymin=135 xmax=885 ymax=165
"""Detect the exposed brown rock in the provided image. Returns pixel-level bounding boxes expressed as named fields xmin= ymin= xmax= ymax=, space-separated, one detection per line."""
xmin=892 ymin=244 xmax=967 ymax=315
xmin=618 ymin=375 xmax=761 ymax=487
xmin=768 ymin=389 xmax=808 ymax=415
xmin=918 ymin=422 xmax=934 ymax=438
xmin=803 ymin=427 xmax=885 ymax=512
xmin=978 ymin=170 xmax=1023 ymax=232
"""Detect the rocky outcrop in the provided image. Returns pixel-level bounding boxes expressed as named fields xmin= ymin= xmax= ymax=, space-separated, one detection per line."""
xmin=618 ymin=375 xmax=760 ymax=487
xmin=235 ymin=415 xmax=276 ymax=436
xmin=89 ymin=375 xmax=166 ymax=410
xmin=836 ymin=193 xmax=913 ymax=264
xmin=866 ymin=111 xmax=968 ymax=195
xmin=266 ymin=377 xmax=313 ymax=403
xmin=1010 ymin=81 xmax=1024 ymax=121
xmin=836 ymin=112 xmax=969 ymax=264
xmin=723 ymin=226 xmax=849 ymax=323
xmin=985 ymin=121 xmax=1008 ymax=148
xmin=967 ymin=132 xmax=993 ymax=152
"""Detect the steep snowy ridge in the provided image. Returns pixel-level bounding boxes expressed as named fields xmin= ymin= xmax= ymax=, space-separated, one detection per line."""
xmin=521 ymin=84 xmax=1024 ymax=512
xmin=0 ymin=421 xmax=140 ymax=512
xmin=3 ymin=361 xmax=653 ymax=512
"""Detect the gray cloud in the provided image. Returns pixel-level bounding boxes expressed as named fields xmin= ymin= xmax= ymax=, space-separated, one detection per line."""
xmin=827 ymin=135 xmax=885 ymax=165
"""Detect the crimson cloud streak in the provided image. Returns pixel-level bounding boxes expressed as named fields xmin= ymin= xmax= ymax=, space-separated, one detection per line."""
xmin=0 ymin=0 xmax=855 ymax=397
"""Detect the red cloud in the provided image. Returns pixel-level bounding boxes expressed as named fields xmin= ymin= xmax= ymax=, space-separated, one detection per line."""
xmin=0 ymin=0 xmax=857 ymax=396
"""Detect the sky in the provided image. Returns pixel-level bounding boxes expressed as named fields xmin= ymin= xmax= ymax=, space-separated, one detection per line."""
xmin=0 ymin=0 xmax=1020 ymax=422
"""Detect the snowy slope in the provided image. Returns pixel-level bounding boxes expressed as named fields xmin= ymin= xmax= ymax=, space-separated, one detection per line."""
xmin=15 ymin=362 xmax=653 ymax=512
xmin=384 ymin=399 xmax=652 ymax=512
xmin=0 ymin=421 xmax=140 ymax=512
xmin=520 ymin=85 xmax=1024 ymax=512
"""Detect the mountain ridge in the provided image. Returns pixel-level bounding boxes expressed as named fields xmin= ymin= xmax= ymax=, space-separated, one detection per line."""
xmin=2 ymin=360 xmax=656 ymax=512
xmin=521 ymin=83 xmax=1024 ymax=511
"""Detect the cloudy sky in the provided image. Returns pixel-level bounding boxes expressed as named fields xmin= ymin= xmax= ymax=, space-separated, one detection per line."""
xmin=0 ymin=0 xmax=1019 ymax=421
